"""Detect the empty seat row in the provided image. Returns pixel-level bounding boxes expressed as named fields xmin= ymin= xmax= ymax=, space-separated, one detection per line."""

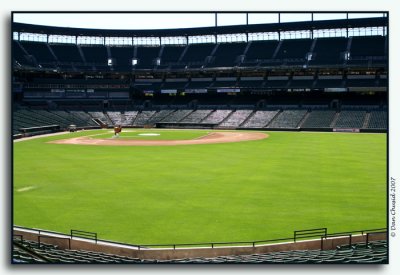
xmin=334 ymin=110 xmax=366 ymax=128
xmin=13 ymin=36 xmax=387 ymax=71
xmin=13 ymin=236 xmax=387 ymax=264
xmin=241 ymin=110 xmax=279 ymax=128
xmin=160 ymin=240 xmax=387 ymax=264
xmin=13 ymin=238 xmax=141 ymax=264
xmin=268 ymin=110 xmax=307 ymax=128
xmin=219 ymin=110 xmax=253 ymax=127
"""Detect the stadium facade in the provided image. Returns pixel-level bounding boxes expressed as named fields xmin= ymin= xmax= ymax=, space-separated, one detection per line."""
xmin=12 ymin=14 xmax=387 ymax=137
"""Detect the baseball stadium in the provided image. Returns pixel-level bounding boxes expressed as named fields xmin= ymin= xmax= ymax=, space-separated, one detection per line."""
xmin=12 ymin=12 xmax=388 ymax=264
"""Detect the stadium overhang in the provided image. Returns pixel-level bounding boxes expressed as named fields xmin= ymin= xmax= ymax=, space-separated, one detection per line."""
xmin=12 ymin=17 xmax=388 ymax=38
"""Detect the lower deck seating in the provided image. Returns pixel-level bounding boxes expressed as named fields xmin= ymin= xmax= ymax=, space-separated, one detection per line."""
xmin=334 ymin=110 xmax=366 ymax=129
xmin=14 ymin=237 xmax=387 ymax=264
xmin=301 ymin=110 xmax=336 ymax=128
xmin=180 ymin=109 xmax=213 ymax=123
xmin=241 ymin=110 xmax=279 ymax=128
xmin=87 ymin=111 xmax=113 ymax=125
xmin=51 ymin=110 xmax=91 ymax=127
xmin=12 ymin=106 xmax=387 ymax=136
xmin=161 ymin=109 xmax=194 ymax=123
xmin=107 ymin=111 xmax=124 ymax=126
xmin=69 ymin=111 xmax=98 ymax=126
xmin=133 ymin=111 xmax=156 ymax=126
xmin=160 ymin=240 xmax=387 ymax=264
xmin=147 ymin=109 xmax=176 ymax=125
xmin=267 ymin=110 xmax=307 ymax=128
xmin=13 ymin=239 xmax=142 ymax=264
xmin=124 ymin=111 xmax=139 ymax=125
xmin=366 ymin=111 xmax=387 ymax=129
xmin=14 ymin=110 xmax=52 ymax=130
xmin=201 ymin=110 xmax=233 ymax=124
xmin=13 ymin=109 xmax=88 ymax=135
xmin=219 ymin=110 xmax=253 ymax=127
xmin=106 ymin=111 xmax=139 ymax=126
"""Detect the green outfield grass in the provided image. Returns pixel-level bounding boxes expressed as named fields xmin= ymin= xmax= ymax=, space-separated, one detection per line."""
xmin=13 ymin=129 xmax=387 ymax=245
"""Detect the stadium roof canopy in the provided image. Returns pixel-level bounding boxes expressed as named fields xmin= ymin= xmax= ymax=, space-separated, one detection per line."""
xmin=12 ymin=17 xmax=387 ymax=37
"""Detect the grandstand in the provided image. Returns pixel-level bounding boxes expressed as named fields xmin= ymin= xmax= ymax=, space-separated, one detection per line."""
xmin=13 ymin=106 xmax=388 ymax=134
xmin=13 ymin=239 xmax=142 ymax=264
xmin=267 ymin=110 xmax=308 ymax=129
xmin=366 ymin=111 xmax=387 ymax=129
xmin=132 ymin=110 xmax=157 ymax=126
xmin=12 ymin=228 xmax=387 ymax=264
xmin=13 ymin=239 xmax=388 ymax=264
xmin=301 ymin=110 xmax=337 ymax=129
xmin=13 ymin=20 xmax=388 ymax=135
xmin=219 ymin=109 xmax=253 ymax=128
xmin=12 ymin=12 xmax=388 ymax=265
xmin=161 ymin=242 xmax=388 ymax=264
xmin=333 ymin=110 xmax=367 ymax=129
xmin=240 ymin=110 xmax=280 ymax=128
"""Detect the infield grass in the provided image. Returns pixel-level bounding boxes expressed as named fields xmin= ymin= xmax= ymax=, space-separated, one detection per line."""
xmin=13 ymin=129 xmax=386 ymax=245
xmin=89 ymin=129 xmax=211 ymax=140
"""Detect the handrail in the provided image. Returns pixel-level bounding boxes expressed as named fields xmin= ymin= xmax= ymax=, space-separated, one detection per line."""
xmin=360 ymin=228 xmax=387 ymax=235
xmin=14 ymin=225 xmax=141 ymax=250
xmin=294 ymin=228 xmax=327 ymax=242
xmin=13 ymin=225 xmax=387 ymax=251
xmin=321 ymin=228 xmax=386 ymax=236
xmin=13 ymin=234 xmax=23 ymax=243
xmin=70 ymin=229 xmax=97 ymax=243
xmin=365 ymin=231 xmax=387 ymax=248
xmin=320 ymin=233 xmax=352 ymax=250
xmin=137 ymin=237 xmax=295 ymax=250
xmin=320 ymin=230 xmax=388 ymax=250
xmin=13 ymin=240 xmax=53 ymax=263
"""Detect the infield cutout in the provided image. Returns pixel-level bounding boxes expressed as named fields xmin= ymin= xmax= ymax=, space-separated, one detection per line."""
xmin=49 ymin=131 xmax=269 ymax=146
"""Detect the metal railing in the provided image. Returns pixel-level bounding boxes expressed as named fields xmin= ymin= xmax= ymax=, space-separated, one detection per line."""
xmin=13 ymin=234 xmax=23 ymax=243
xmin=14 ymin=225 xmax=387 ymax=251
xmin=137 ymin=237 xmax=296 ymax=250
xmin=70 ymin=230 xmax=97 ymax=243
xmin=366 ymin=231 xmax=387 ymax=248
xmin=294 ymin=228 xmax=327 ymax=242
xmin=320 ymin=233 xmax=352 ymax=250
xmin=319 ymin=229 xmax=388 ymax=250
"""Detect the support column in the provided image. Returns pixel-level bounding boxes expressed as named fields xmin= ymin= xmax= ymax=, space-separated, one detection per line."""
xmin=278 ymin=13 xmax=281 ymax=41
xmin=215 ymin=13 xmax=218 ymax=43
xmin=311 ymin=13 xmax=314 ymax=39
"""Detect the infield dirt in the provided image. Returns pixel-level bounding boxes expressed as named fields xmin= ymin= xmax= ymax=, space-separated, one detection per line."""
xmin=48 ymin=131 xmax=269 ymax=146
